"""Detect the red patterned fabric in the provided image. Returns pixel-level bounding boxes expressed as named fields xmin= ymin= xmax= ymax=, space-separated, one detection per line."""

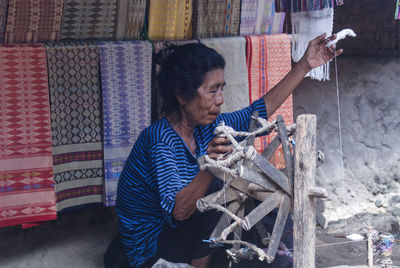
xmin=0 ymin=44 xmax=56 ymax=227
xmin=245 ymin=34 xmax=292 ymax=169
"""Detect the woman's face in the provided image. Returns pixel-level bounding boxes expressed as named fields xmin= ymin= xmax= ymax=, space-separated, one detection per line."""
xmin=180 ymin=68 xmax=225 ymax=126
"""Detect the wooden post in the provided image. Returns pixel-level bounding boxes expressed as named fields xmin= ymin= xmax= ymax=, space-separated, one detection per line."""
xmin=293 ymin=114 xmax=317 ymax=268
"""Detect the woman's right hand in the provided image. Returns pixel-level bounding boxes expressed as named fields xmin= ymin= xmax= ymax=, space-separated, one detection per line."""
xmin=207 ymin=136 xmax=234 ymax=160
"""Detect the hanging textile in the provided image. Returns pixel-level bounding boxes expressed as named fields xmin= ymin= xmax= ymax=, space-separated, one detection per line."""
xmin=46 ymin=42 xmax=103 ymax=212
xmin=0 ymin=44 xmax=57 ymax=227
xmin=148 ymin=0 xmax=193 ymax=41
xmin=275 ymin=0 xmax=343 ymax=12
xmin=200 ymin=37 xmax=249 ymax=113
xmin=98 ymin=41 xmax=152 ymax=207
xmin=245 ymin=34 xmax=292 ymax=168
xmin=396 ymin=0 xmax=400 ymax=19
xmin=0 ymin=0 xmax=8 ymax=43
xmin=60 ymin=0 xmax=117 ymax=40
xmin=4 ymin=0 xmax=63 ymax=43
xmin=114 ymin=0 xmax=146 ymax=40
xmin=291 ymin=8 xmax=333 ymax=81
xmin=240 ymin=0 xmax=286 ymax=36
xmin=193 ymin=0 xmax=241 ymax=38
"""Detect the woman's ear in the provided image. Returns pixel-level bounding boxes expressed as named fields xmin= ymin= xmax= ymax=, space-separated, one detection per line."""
xmin=176 ymin=94 xmax=186 ymax=106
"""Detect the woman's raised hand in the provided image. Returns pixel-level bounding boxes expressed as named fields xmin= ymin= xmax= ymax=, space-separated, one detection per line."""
xmin=300 ymin=33 xmax=343 ymax=70
xmin=207 ymin=136 xmax=234 ymax=160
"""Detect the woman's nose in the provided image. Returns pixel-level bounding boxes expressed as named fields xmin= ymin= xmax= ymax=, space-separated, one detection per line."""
xmin=215 ymin=90 xmax=224 ymax=105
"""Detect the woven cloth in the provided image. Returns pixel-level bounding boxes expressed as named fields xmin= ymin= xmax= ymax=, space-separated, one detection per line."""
xmin=275 ymin=0 xmax=343 ymax=12
xmin=115 ymin=0 xmax=146 ymax=40
xmin=245 ymin=34 xmax=292 ymax=168
xmin=193 ymin=0 xmax=240 ymax=38
xmin=291 ymin=8 xmax=333 ymax=81
xmin=98 ymin=41 xmax=152 ymax=206
xmin=0 ymin=44 xmax=57 ymax=227
xmin=4 ymin=0 xmax=63 ymax=43
xmin=60 ymin=0 xmax=117 ymax=40
xmin=0 ymin=0 xmax=8 ymax=43
xmin=46 ymin=42 xmax=103 ymax=212
xmin=240 ymin=0 xmax=285 ymax=35
xmin=396 ymin=0 xmax=400 ymax=19
xmin=148 ymin=0 xmax=193 ymax=41
xmin=200 ymin=37 xmax=249 ymax=113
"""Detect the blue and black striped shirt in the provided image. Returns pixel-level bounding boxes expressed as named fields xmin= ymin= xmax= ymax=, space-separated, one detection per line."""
xmin=116 ymin=98 xmax=267 ymax=267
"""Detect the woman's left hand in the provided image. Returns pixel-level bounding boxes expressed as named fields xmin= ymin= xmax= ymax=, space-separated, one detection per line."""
xmin=300 ymin=33 xmax=343 ymax=70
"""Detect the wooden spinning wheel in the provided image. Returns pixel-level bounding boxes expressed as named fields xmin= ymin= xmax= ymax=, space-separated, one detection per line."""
xmin=197 ymin=113 xmax=325 ymax=267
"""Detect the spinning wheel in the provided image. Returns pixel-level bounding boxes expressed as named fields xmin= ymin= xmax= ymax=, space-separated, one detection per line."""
xmin=197 ymin=113 xmax=324 ymax=266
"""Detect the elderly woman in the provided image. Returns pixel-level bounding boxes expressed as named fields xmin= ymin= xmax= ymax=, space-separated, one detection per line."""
xmin=105 ymin=34 xmax=341 ymax=268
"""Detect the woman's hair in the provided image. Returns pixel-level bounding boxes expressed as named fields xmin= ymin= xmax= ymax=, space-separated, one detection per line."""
xmin=155 ymin=43 xmax=225 ymax=115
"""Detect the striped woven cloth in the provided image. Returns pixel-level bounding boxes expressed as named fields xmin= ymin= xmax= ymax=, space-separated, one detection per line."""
xmin=0 ymin=44 xmax=57 ymax=227
xmin=245 ymin=34 xmax=292 ymax=168
xmin=148 ymin=0 xmax=193 ymax=40
xmin=0 ymin=0 xmax=8 ymax=43
xmin=98 ymin=41 xmax=152 ymax=206
xmin=193 ymin=0 xmax=241 ymax=38
xmin=4 ymin=0 xmax=63 ymax=43
xmin=46 ymin=42 xmax=104 ymax=212
xmin=114 ymin=0 xmax=146 ymax=40
xmin=275 ymin=0 xmax=343 ymax=12
xmin=60 ymin=0 xmax=117 ymax=40
xmin=200 ymin=37 xmax=249 ymax=113
xmin=240 ymin=0 xmax=285 ymax=35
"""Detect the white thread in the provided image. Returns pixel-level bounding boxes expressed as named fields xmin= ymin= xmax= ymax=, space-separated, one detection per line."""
xmin=334 ymin=49 xmax=348 ymax=235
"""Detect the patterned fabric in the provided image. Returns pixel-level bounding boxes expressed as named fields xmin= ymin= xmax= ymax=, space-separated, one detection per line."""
xmin=193 ymin=0 xmax=241 ymax=38
xmin=240 ymin=0 xmax=285 ymax=35
xmin=0 ymin=44 xmax=56 ymax=227
xmin=4 ymin=0 xmax=63 ymax=43
xmin=0 ymin=0 xmax=8 ymax=43
xmin=115 ymin=0 xmax=146 ymax=40
xmin=148 ymin=0 xmax=193 ymax=41
xmin=245 ymin=34 xmax=292 ymax=168
xmin=117 ymin=98 xmax=267 ymax=267
xmin=200 ymin=37 xmax=249 ymax=113
xmin=396 ymin=0 xmax=400 ymax=19
xmin=60 ymin=0 xmax=117 ymax=40
xmin=46 ymin=42 xmax=103 ymax=212
xmin=98 ymin=41 xmax=152 ymax=207
xmin=291 ymin=8 xmax=333 ymax=81
xmin=275 ymin=0 xmax=343 ymax=12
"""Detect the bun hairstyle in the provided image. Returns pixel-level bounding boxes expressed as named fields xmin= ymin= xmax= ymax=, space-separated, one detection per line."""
xmin=155 ymin=43 xmax=225 ymax=115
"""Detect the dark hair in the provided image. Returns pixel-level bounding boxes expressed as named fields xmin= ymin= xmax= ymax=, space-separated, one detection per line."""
xmin=156 ymin=43 xmax=225 ymax=115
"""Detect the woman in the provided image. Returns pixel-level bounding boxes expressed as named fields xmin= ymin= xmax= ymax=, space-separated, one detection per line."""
xmin=106 ymin=34 xmax=341 ymax=268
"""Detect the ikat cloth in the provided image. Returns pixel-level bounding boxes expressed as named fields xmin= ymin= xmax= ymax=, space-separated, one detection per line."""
xmin=60 ymin=0 xmax=117 ymax=40
xmin=193 ymin=0 xmax=241 ymax=38
xmin=4 ymin=0 xmax=63 ymax=43
xmin=148 ymin=0 xmax=193 ymax=40
xmin=46 ymin=42 xmax=104 ymax=212
xmin=114 ymin=0 xmax=146 ymax=40
xmin=0 ymin=44 xmax=57 ymax=227
xmin=200 ymin=37 xmax=250 ymax=113
xmin=0 ymin=0 xmax=8 ymax=43
xmin=98 ymin=41 xmax=152 ymax=207
xmin=245 ymin=34 xmax=292 ymax=168
xmin=240 ymin=0 xmax=286 ymax=35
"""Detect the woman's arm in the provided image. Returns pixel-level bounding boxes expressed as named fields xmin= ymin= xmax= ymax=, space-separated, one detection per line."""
xmin=173 ymin=137 xmax=233 ymax=221
xmin=264 ymin=33 xmax=343 ymax=116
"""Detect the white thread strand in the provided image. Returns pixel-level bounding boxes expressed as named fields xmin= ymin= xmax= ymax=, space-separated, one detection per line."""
xmin=334 ymin=49 xmax=348 ymax=235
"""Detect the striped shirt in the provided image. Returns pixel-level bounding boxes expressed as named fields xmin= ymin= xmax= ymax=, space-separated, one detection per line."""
xmin=116 ymin=98 xmax=267 ymax=267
